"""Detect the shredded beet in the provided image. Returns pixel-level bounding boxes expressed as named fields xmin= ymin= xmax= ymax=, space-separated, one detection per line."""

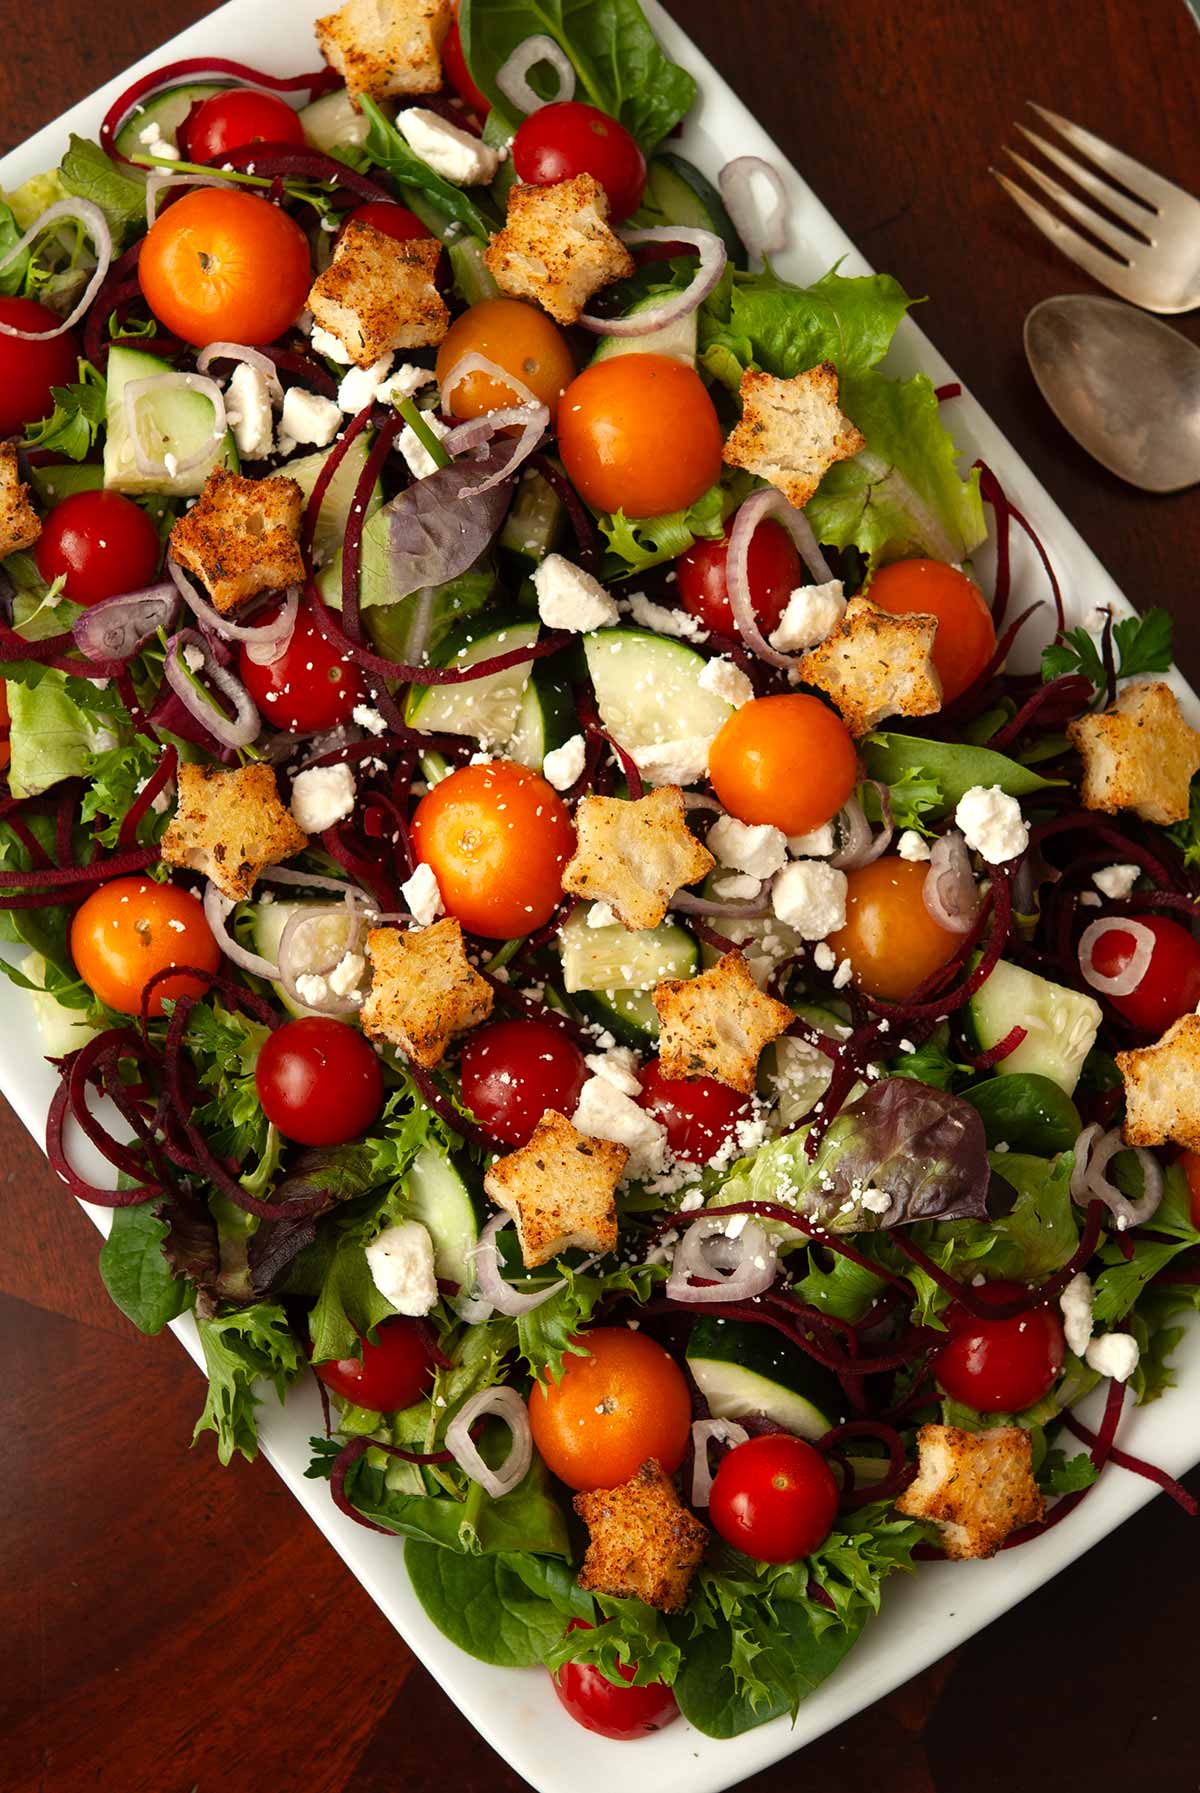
xmin=974 ymin=461 xmax=1065 ymax=633
xmin=933 ymin=382 xmax=962 ymax=402
xmin=1062 ymin=1409 xmax=1199 ymax=1516
xmin=204 ymin=142 xmax=394 ymax=204
xmin=258 ymin=343 xmax=339 ymax=398
xmin=100 ymin=58 xmax=340 ymax=162
xmin=890 ymin=1200 xmax=1105 ymax=1323
xmin=301 ymin=403 xmax=375 ymax=567
xmin=117 ymin=745 xmax=178 ymax=850
xmin=587 ymin=723 xmax=644 ymax=799
xmin=968 ymin=1023 xmax=1027 ymax=1071
xmin=818 ymin=1418 xmax=914 ymax=1506
xmin=329 ymin=1433 xmax=455 ymax=1534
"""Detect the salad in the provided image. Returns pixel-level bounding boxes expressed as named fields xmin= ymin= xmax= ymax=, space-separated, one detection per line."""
xmin=3 ymin=0 xmax=1200 ymax=1747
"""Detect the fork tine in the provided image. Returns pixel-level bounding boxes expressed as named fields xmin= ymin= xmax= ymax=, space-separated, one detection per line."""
xmin=990 ymin=168 xmax=1148 ymax=298
xmin=1027 ymin=103 xmax=1173 ymax=212
xmin=1014 ymin=124 xmax=1154 ymax=234
xmin=1002 ymin=149 xmax=1135 ymax=259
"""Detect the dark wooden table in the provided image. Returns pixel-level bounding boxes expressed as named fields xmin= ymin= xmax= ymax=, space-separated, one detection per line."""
xmin=3 ymin=2 xmax=1199 ymax=1789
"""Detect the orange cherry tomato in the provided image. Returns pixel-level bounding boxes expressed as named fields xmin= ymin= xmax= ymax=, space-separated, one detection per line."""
xmin=528 ymin=1328 xmax=692 ymax=1492
xmin=410 ymin=760 xmax=574 ymax=940
xmin=708 ymin=693 xmax=857 ymax=836
xmin=1181 ymin=1151 xmax=1200 ymax=1230
xmin=868 ymin=559 xmax=996 ymax=705
xmin=138 ymin=188 xmax=312 ymax=348
xmin=824 ymin=856 xmax=961 ymax=1000
xmin=556 ymin=355 xmax=723 ymax=518
xmin=70 ymin=877 xmax=220 ymax=1016
xmin=436 ymin=298 xmax=576 ymax=424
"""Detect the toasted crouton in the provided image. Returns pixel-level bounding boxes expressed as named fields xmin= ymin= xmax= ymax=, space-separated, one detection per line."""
xmin=484 ymin=174 xmax=634 ymax=326
xmin=161 ymin=763 xmax=308 ymax=900
xmin=722 ymin=364 xmax=866 ymax=509
xmin=1116 ymin=1013 xmax=1200 ymax=1151
xmin=896 ymin=1424 xmax=1043 ymax=1560
xmin=315 ymin=0 xmax=451 ymax=104
xmin=483 ymin=1108 xmax=625 ymax=1269
xmin=654 ymin=950 xmax=794 ymax=1094
xmin=797 ymin=595 xmax=942 ymax=737
xmin=562 ymin=787 xmax=715 ymax=932
xmin=575 ymin=1459 xmax=709 ymax=1613
xmin=1066 ymin=680 xmax=1200 ymax=827
xmin=0 ymin=444 xmax=40 ymax=559
xmin=360 ymin=918 xmax=492 ymax=1069
xmin=308 ymin=220 xmax=448 ymax=366
xmin=169 ymin=469 xmax=304 ymax=616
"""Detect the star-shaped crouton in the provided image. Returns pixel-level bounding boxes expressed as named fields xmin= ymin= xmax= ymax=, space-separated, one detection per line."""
xmin=161 ymin=763 xmax=308 ymax=900
xmin=722 ymin=363 xmax=866 ymax=510
xmin=308 ymin=220 xmax=449 ymax=366
xmin=483 ymin=1108 xmax=624 ymax=1269
xmin=561 ymin=787 xmax=714 ymax=932
xmin=1067 ymin=680 xmax=1200 ymax=827
xmin=0 ymin=444 xmax=40 ymax=559
xmin=1116 ymin=1013 xmax=1200 ymax=1151
xmin=315 ymin=0 xmax=451 ymax=105
xmin=484 ymin=174 xmax=634 ymax=326
xmin=797 ymin=595 xmax=942 ymax=737
xmin=169 ymin=469 xmax=304 ymax=616
xmin=360 ymin=918 xmax=492 ymax=1069
xmin=575 ymin=1459 xmax=709 ymax=1614
xmin=654 ymin=949 xmax=794 ymax=1094
xmin=895 ymin=1424 xmax=1043 ymax=1560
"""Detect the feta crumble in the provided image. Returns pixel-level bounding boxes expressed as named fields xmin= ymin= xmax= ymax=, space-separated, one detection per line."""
xmin=401 ymin=860 xmax=444 ymax=927
xmin=955 ymin=785 xmax=1029 ymax=864
xmin=396 ymin=108 xmax=501 ymax=186
xmin=1085 ymin=1330 xmax=1140 ymax=1383
xmin=1059 ymin=1271 xmax=1095 ymax=1358
xmin=707 ymin=816 xmax=788 ymax=879
xmin=533 ymin=554 xmax=619 ymax=631
xmin=542 ymin=732 xmax=587 ymax=791
xmin=698 ymin=656 xmax=754 ymax=709
xmin=1093 ymin=863 xmax=1141 ymax=900
xmin=768 ymin=579 xmax=846 ymax=652
xmin=290 ymin=762 xmax=356 ymax=833
xmin=896 ymin=829 xmax=932 ymax=862
xmin=771 ymin=860 xmax=848 ymax=938
xmin=365 ymin=1219 xmax=439 ymax=1317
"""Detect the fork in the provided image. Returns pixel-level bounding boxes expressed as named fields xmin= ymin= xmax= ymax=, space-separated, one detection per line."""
xmin=991 ymin=103 xmax=1200 ymax=314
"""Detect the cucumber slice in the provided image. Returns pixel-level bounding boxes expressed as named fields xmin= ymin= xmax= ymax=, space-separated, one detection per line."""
xmin=642 ymin=152 xmax=745 ymax=268
xmin=506 ymin=667 xmax=574 ymax=770
xmin=968 ymin=959 xmax=1102 ymax=1097
xmin=299 ymin=88 xmax=372 ymax=155
xmin=559 ymin=902 xmax=698 ymax=994
xmin=583 ymin=627 xmax=732 ymax=754
xmin=590 ymin=288 xmax=697 ymax=367
xmin=246 ymin=899 xmax=357 ymax=1020
xmin=686 ymin=1318 xmax=840 ymax=1438
xmin=405 ymin=613 xmax=539 ymax=745
xmin=104 ymin=345 xmax=236 ymax=497
xmin=499 ymin=464 xmax=565 ymax=567
xmin=115 ymin=82 xmax=226 ymax=166
xmin=286 ymin=433 xmax=382 ymax=571
xmin=448 ymin=236 xmax=500 ymax=306
xmin=404 ymin=1143 xmax=480 ymax=1292
xmin=758 ymin=1004 xmax=853 ymax=1126
xmin=574 ymin=986 xmax=662 ymax=1048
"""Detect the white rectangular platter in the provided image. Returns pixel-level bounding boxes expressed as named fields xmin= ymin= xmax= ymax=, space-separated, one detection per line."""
xmin=2 ymin=3 xmax=1197 ymax=1790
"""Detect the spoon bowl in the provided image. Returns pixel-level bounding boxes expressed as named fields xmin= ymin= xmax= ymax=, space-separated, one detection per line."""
xmin=1024 ymin=294 xmax=1200 ymax=493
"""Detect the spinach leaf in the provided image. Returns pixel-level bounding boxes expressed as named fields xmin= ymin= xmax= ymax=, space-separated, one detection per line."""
xmin=405 ymin=1544 xmax=572 ymax=1667
xmin=674 ymin=1600 xmax=860 ymax=1737
xmin=347 ymin=1446 xmax=569 ymax=1556
xmin=963 ymin=1073 xmax=1081 ymax=1155
xmin=360 ymin=98 xmax=494 ymax=240
xmin=57 ymin=135 xmax=147 ymax=244
xmin=862 ymin=731 xmax=1065 ymax=814
xmin=98 ymin=1203 xmax=191 ymax=1335
xmin=192 ymin=1303 xmax=303 ymax=1465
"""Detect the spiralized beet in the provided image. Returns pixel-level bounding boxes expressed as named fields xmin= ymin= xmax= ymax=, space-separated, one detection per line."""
xmin=329 ymin=1433 xmax=455 ymax=1535
xmin=100 ymin=57 xmax=340 ymax=162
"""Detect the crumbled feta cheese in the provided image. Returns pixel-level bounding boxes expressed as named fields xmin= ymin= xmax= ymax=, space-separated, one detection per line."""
xmin=311 ymin=323 xmax=354 ymax=364
xmin=533 ymin=554 xmax=619 ymax=631
xmin=328 ymin=951 xmax=366 ymax=998
xmin=584 ymin=1045 xmax=642 ymax=1099
xmin=858 ymin=1188 xmax=891 ymax=1214
xmin=397 ymin=412 xmax=452 ymax=478
xmin=713 ymin=872 xmax=761 ymax=901
xmin=542 ymin=732 xmax=587 ymax=791
xmin=395 ymin=107 xmax=501 ymax=186
xmin=401 ymin=860 xmax=444 ymax=927
xmin=698 ymin=656 xmax=754 ymax=709
xmin=573 ymin=1075 xmax=668 ymax=1179
xmin=625 ymin=591 xmax=708 ymax=641
xmin=813 ymin=941 xmax=836 ymax=973
xmin=1079 ymin=891 xmax=1102 ymax=908
xmin=1085 ymin=1330 xmax=1140 ymax=1383
xmin=955 ymin=785 xmax=1029 ymax=864
xmin=629 ymin=736 xmax=713 ymax=788
xmin=771 ymin=860 xmax=848 ymax=938
xmin=768 ymin=579 xmax=846 ymax=652
xmin=337 ymin=353 xmax=395 ymax=415
xmin=896 ymin=829 xmax=932 ymax=862
xmin=225 ymin=361 xmax=275 ymax=461
xmin=290 ymin=761 xmax=357 ymax=833
xmin=137 ymin=120 xmax=179 ymax=160
xmin=376 ymin=362 xmax=433 ymax=407
xmin=833 ymin=956 xmax=854 ymax=988
xmin=365 ymin=1219 xmax=438 ymax=1317
xmin=280 ymin=385 xmax=342 ymax=449
xmin=182 ymin=643 xmax=205 ymax=674
xmin=1059 ymin=1271 xmax=1095 ymax=1358
xmin=788 ymin=823 xmax=836 ymax=858
xmin=587 ymin=901 xmax=620 ymax=929
xmin=352 ymin=704 xmax=388 ymax=735
xmin=1093 ymin=863 xmax=1141 ymax=900
xmin=295 ymin=972 xmax=330 ymax=1007
xmin=708 ymin=816 xmax=788 ymax=880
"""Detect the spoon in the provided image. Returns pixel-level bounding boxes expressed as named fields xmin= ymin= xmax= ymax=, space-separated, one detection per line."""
xmin=1023 ymin=294 xmax=1200 ymax=492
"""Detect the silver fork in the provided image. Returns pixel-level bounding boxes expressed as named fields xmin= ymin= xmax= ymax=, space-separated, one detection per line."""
xmin=992 ymin=103 xmax=1200 ymax=314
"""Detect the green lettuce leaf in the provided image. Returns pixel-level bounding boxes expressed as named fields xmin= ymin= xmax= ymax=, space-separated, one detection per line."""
xmin=57 ymin=135 xmax=147 ymax=244
xmin=699 ymin=264 xmax=914 ymax=390
xmin=862 ymin=731 xmax=1065 ymax=815
xmin=7 ymin=667 xmax=118 ymax=797
xmin=192 ymin=1303 xmax=303 ymax=1465
xmin=23 ymin=363 xmax=107 ymax=460
xmin=359 ymin=98 xmax=494 ymax=240
xmin=517 ymin=1259 xmax=667 ymax=1382
xmin=99 ymin=1203 xmax=191 ymax=1335
xmin=600 ymin=477 xmax=735 ymax=578
xmin=0 ymin=198 xmax=29 ymax=295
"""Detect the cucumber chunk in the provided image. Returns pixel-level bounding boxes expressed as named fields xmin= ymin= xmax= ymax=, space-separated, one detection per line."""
xmin=404 ymin=1143 xmax=480 ymax=1292
xmin=246 ymin=899 xmax=357 ymax=1020
xmin=286 ymin=433 xmax=382 ymax=571
xmin=499 ymin=464 xmax=565 ymax=566
xmin=405 ymin=614 xmax=539 ymax=745
xmin=686 ymin=1318 xmax=840 ymax=1438
xmin=299 ymin=88 xmax=372 ymax=154
xmin=583 ymin=627 xmax=732 ymax=753
xmin=115 ymin=83 xmax=226 ymax=167
xmin=574 ymin=987 xmax=662 ymax=1048
xmin=641 ymin=153 xmax=745 ymax=268
xmin=590 ymin=289 xmax=697 ymax=367
xmin=105 ymin=345 xmax=236 ymax=497
xmin=968 ymin=959 xmax=1102 ymax=1097
xmin=559 ymin=902 xmax=698 ymax=994
xmin=506 ymin=667 xmax=574 ymax=770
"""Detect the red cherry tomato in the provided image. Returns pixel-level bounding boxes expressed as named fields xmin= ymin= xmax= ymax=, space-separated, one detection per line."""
xmin=442 ymin=3 xmax=491 ymax=118
xmin=637 ymin=1057 xmax=750 ymax=1164
xmin=34 ymin=490 xmax=161 ymax=608
xmin=238 ymin=603 xmax=363 ymax=732
xmin=255 ymin=1016 xmax=384 ymax=1147
xmin=513 ymin=101 xmax=646 ymax=223
xmin=0 ymin=298 xmax=78 ymax=435
xmin=183 ymin=88 xmax=306 ymax=162
xmin=458 ymin=1017 xmax=587 ymax=1147
xmin=342 ymin=201 xmax=434 ymax=246
xmin=677 ymin=520 xmax=802 ymax=638
xmin=552 ymin=1621 xmax=680 ymax=1740
xmin=1086 ymin=914 xmax=1200 ymax=1033
xmin=314 ymin=1317 xmax=436 ymax=1412
xmin=709 ymin=1434 xmax=839 ymax=1563
xmin=934 ymin=1280 xmax=1065 ymax=1413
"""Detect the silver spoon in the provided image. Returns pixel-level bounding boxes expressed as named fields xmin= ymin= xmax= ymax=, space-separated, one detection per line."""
xmin=1023 ymin=294 xmax=1200 ymax=492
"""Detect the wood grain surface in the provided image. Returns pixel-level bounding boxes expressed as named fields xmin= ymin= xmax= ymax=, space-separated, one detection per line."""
xmin=1 ymin=3 xmax=1199 ymax=1789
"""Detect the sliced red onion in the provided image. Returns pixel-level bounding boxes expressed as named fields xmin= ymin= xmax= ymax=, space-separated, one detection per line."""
xmin=469 ymin=1213 xmax=567 ymax=1316
xmin=829 ymin=782 xmax=894 ymax=871
xmin=145 ymin=170 xmax=236 ymax=227
xmin=196 ymin=340 xmax=284 ymax=405
xmin=0 ymin=199 xmax=112 ymax=338
xmin=71 ymin=581 xmax=178 ymax=662
xmin=727 ymin=489 xmax=835 ymax=670
xmin=666 ymin=1213 xmax=778 ymax=1304
xmin=670 ymin=889 xmax=772 ymax=921
xmin=923 ymin=831 xmax=980 ymax=935
xmin=1070 ymin=1123 xmax=1164 ymax=1230
xmin=168 ymin=559 xmax=298 ymax=657
xmin=719 ymin=157 xmax=788 ymax=259
xmin=691 ymin=1418 xmax=750 ymax=1506
xmin=445 ymin=1384 xmax=533 ymax=1500
xmin=495 ymin=36 xmax=576 ymax=114
xmin=443 ymin=402 xmax=549 ymax=498
xmin=276 ymin=902 xmax=367 ymax=1016
xmin=578 ymin=227 xmax=726 ymax=336
xmin=126 ymin=375 xmax=226 ymax=477
xmin=163 ymin=629 xmax=260 ymax=748
xmin=259 ymin=865 xmax=373 ymax=901
xmin=203 ymin=882 xmax=280 ymax=981
xmin=439 ymin=350 xmax=541 ymax=414
xmin=1078 ymin=917 xmax=1156 ymax=998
